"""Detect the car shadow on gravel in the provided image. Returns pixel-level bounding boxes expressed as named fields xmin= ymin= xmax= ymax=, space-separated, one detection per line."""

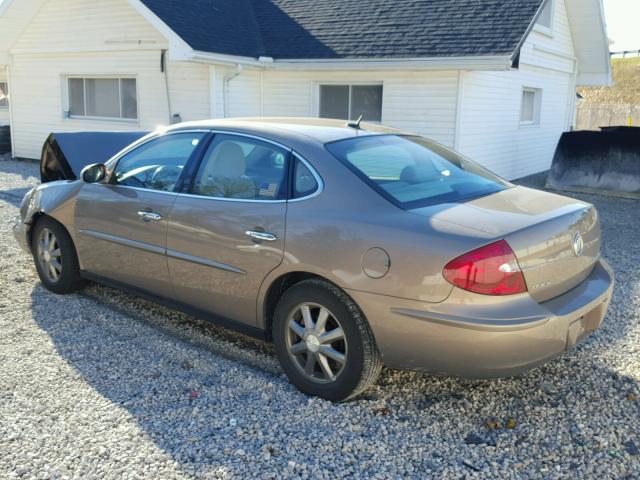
xmin=29 ymin=269 xmax=640 ymax=477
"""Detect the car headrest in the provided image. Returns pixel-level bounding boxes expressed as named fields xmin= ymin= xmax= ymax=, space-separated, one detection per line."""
xmin=207 ymin=141 xmax=246 ymax=178
xmin=400 ymin=164 xmax=441 ymax=184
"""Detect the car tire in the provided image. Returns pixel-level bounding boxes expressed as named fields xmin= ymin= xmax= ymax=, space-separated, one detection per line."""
xmin=273 ymin=279 xmax=382 ymax=401
xmin=31 ymin=216 xmax=85 ymax=295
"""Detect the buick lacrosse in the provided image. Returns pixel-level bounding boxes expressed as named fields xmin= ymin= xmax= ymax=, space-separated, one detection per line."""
xmin=14 ymin=118 xmax=614 ymax=401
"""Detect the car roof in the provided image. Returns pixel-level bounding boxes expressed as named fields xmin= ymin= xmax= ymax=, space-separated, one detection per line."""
xmin=166 ymin=117 xmax=409 ymax=145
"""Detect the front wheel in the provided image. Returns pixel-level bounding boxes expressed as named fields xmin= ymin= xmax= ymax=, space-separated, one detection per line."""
xmin=273 ymin=279 xmax=382 ymax=401
xmin=32 ymin=216 xmax=85 ymax=294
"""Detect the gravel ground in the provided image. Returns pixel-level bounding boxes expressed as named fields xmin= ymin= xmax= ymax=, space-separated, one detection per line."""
xmin=0 ymin=157 xmax=638 ymax=479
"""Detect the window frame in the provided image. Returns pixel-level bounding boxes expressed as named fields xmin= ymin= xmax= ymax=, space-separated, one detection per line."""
xmin=317 ymin=82 xmax=383 ymax=123
xmin=519 ymin=87 xmax=543 ymax=127
xmin=176 ymin=131 xmax=323 ymax=203
xmin=0 ymin=81 xmax=8 ymax=110
xmin=64 ymin=75 xmax=139 ymax=122
xmin=105 ymin=129 xmax=325 ymax=202
xmin=534 ymin=0 xmax=554 ymax=36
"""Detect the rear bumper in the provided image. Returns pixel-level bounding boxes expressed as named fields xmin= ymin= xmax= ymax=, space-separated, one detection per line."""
xmin=348 ymin=259 xmax=614 ymax=378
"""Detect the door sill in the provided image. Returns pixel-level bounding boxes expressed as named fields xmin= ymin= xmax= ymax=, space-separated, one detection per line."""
xmin=80 ymin=271 xmax=268 ymax=341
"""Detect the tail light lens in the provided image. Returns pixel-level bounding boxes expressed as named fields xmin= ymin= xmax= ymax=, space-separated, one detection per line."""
xmin=443 ymin=240 xmax=527 ymax=295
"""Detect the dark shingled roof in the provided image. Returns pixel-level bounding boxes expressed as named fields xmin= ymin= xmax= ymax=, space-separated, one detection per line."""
xmin=140 ymin=0 xmax=544 ymax=60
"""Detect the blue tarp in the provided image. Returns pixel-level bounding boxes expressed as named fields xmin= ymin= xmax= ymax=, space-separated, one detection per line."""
xmin=53 ymin=131 xmax=149 ymax=173
xmin=41 ymin=131 xmax=149 ymax=182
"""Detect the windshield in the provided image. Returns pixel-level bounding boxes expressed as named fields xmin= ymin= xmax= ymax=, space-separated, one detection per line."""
xmin=325 ymin=135 xmax=511 ymax=209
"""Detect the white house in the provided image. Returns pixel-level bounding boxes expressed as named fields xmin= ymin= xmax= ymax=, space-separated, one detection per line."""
xmin=0 ymin=0 xmax=610 ymax=179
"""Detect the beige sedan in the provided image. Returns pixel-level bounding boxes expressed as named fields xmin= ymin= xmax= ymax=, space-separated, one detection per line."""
xmin=13 ymin=118 xmax=614 ymax=401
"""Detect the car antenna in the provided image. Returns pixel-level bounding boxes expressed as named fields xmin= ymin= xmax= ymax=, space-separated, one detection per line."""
xmin=346 ymin=114 xmax=364 ymax=130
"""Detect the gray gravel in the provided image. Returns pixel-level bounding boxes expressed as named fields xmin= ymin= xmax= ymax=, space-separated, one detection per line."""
xmin=0 ymin=157 xmax=638 ymax=479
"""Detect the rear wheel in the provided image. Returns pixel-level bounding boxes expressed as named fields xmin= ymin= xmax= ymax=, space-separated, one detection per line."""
xmin=273 ymin=279 xmax=382 ymax=401
xmin=32 ymin=217 xmax=85 ymax=294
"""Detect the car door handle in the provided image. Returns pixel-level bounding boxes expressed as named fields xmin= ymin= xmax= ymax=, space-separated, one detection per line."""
xmin=245 ymin=230 xmax=277 ymax=242
xmin=137 ymin=211 xmax=163 ymax=221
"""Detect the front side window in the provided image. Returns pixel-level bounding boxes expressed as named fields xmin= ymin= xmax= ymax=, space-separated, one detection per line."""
xmin=0 ymin=82 xmax=8 ymax=108
xmin=68 ymin=77 xmax=138 ymax=120
xmin=326 ymin=135 xmax=511 ymax=209
xmin=520 ymin=88 xmax=542 ymax=125
xmin=319 ymin=84 xmax=383 ymax=122
xmin=192 ymin=134 xmax=289 ymax=200
xmin=112 ymin=132 xmax=205 ymax=191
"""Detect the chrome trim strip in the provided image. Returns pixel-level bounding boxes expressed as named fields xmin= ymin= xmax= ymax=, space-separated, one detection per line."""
xmin=166 ymin=249 xmax=246 ymax=274
xmin=77 ymin=229 xmax=165 ymax=255
xmin=101 ymin=184 xmax=180 ymax=197
xmin=176 ymin=192 xmax=287 ymax=204
xmin=209 ymin=129 xmax=293 ymax=151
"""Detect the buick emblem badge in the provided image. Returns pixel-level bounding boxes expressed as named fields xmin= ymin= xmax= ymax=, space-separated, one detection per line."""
xmin=572 ymin=233 xmax=584 ymax=257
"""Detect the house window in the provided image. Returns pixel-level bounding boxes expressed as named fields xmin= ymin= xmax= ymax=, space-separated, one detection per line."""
xmin=319 ymin=84 xmax=383 ymax=122
xmin=67 ymin=77 xmax=137 ymax=120
xmin=0 ymin=82 xmax=8 ymax=109
xmin=535 ymin=0 xmax=553 ymax=30
xmin=520 ymin=88 xmax=542 ymax=126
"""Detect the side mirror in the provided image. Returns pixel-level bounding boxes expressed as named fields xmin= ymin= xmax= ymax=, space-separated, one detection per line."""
xmin=81 ymin=163 xmax=107 ymax=183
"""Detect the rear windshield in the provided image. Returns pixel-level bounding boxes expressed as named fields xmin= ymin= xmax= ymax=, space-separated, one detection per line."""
xmin=325 ymin=135 xmax=511 ymax=209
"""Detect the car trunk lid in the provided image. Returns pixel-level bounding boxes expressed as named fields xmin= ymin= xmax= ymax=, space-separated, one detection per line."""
xmin=410 ymin=186 xmax=600 ymax=302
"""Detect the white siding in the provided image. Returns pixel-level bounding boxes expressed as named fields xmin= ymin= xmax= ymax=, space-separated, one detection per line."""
xmin=11 ymin=0 xmax=167 ymax=54
xmin=218 ymin=69 xmax=460 ymax=147
xmin=227 ymin=69 xmax=263 ymax=118
xmin=11 ymin=51 xmax=173 ymax=159
xmin=8 ymin=0 xmax=174 ymax=158
xmin=166 ymin=60 xmax=211 ymax=122
xmin=457 ymin=0 xmax=576 ymax=179
xmin=520 ymin=0 xmax=576 ymax=73
xmin=0 ymin=70 xmax=8 ymax=126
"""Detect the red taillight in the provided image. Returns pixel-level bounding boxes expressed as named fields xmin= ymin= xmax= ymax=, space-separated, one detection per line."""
xmin=443 ymin=240 xmax=527 ymax=295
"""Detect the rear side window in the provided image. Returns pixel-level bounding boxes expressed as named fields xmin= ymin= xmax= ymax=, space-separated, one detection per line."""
xmin=325 ymin=135 xmax=511 ymax=209
xmin=293 ymin=159 xmax=319 ymax=198
xmin=192 ymin=134 xmax=289 ymax=200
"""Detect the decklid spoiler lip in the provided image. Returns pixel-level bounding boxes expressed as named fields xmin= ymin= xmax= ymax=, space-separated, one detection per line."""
xmin=40 ymin=131 xmax=149 ymax=183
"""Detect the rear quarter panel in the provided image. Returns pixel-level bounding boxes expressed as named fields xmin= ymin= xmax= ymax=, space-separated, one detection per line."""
xmin=257 ymin=144 xmax=502 ymax=328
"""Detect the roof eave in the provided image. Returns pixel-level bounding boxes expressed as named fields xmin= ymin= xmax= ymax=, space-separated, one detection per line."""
xmin=565 ymin=0 xmax=612 ymax=87
xmin=576 ymin=72 xmax=613 ymax=87
xmin=190 ymin=50 xmax=514 ymax=71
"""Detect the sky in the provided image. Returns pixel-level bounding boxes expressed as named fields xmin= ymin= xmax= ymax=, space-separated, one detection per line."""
xmin=604 ymin=0 xmax=640 ymax=52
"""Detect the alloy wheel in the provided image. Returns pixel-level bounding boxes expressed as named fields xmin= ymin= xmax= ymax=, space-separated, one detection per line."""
xmin=285 ymin=302 xmax=348 ymax=383
xmin=36 ymin=227 xmax=62 ymax=283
